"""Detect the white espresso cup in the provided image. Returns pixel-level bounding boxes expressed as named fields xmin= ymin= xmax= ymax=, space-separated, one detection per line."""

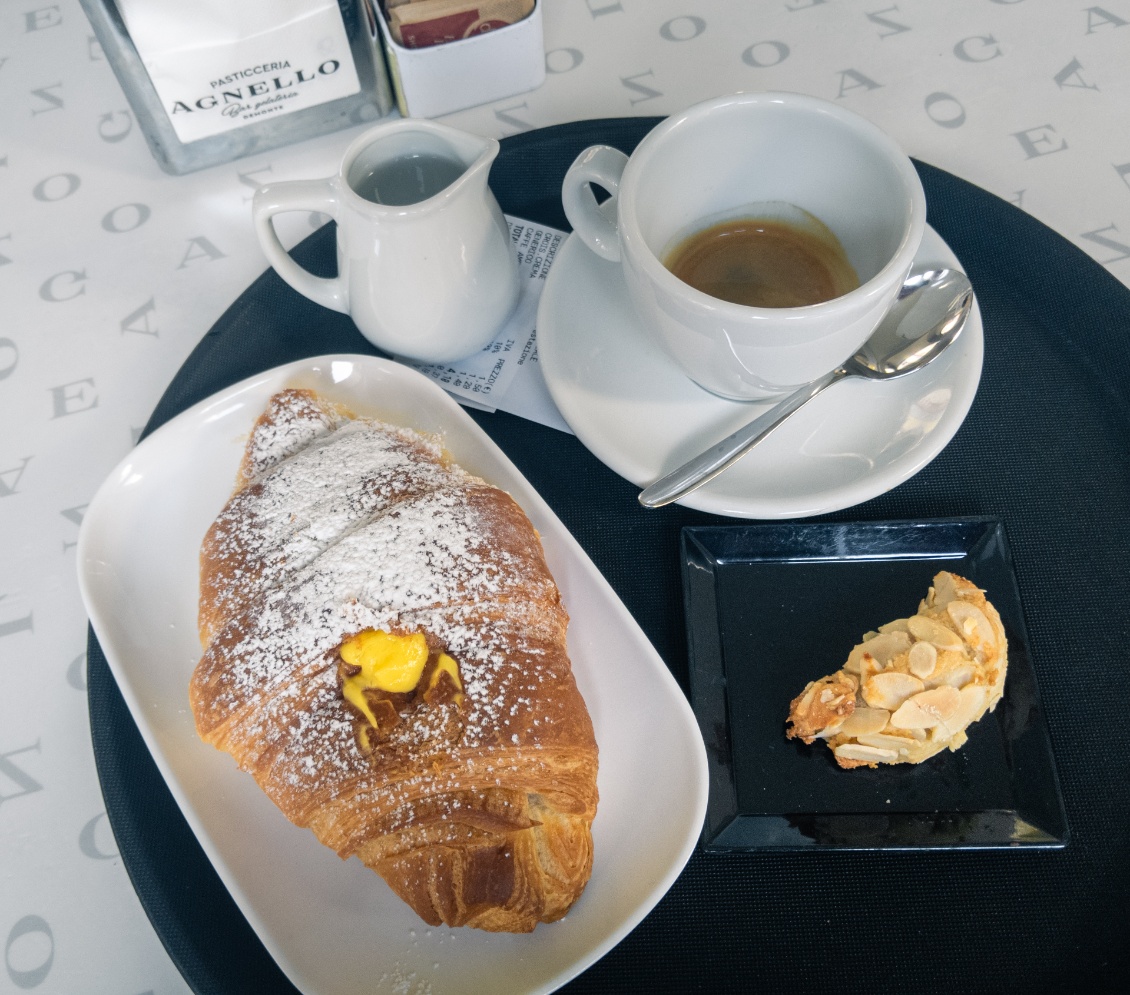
xmin=561 ymin=91 xmax=926 ymax=400
xmin=253 ymin=119 xmax=520 ymax=364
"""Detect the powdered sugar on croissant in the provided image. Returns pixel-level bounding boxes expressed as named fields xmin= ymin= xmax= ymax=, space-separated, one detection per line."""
xmin=786 ymin=572 xmax=1007 ymax=769
xmin=191 ymin=389 xmax=598 ymax=932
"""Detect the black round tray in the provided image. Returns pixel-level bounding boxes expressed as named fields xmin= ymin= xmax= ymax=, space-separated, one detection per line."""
xmin=89 ymin=117 xmax=1130 ymax=994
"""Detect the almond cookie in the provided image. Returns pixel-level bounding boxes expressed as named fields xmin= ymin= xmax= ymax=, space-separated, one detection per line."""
xmin=786 ymin=572 xmax=1007 ymax=768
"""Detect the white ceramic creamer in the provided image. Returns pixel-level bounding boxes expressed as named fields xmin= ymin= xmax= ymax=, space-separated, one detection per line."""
xmin=253 ymin=119 xmax=520 ymax=364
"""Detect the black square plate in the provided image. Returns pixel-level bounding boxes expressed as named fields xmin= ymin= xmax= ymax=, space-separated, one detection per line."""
xmin=681 ymin=518 xmax=1067 ymax=850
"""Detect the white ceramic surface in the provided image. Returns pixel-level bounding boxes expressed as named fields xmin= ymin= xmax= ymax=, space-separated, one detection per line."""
xmin=537 ymin=224 xmax=983 ymax=520
xmin=561 ymin=91 xmax=927 ymax=400
xmin=76 ymin=356 xmax=708 ymax=995
xmin=253 ymin=120 xmax=521 ymax=363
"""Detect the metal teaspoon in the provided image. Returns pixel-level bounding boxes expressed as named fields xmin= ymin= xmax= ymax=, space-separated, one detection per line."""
xmin=637 ymin=268 xmax=974 ymax=509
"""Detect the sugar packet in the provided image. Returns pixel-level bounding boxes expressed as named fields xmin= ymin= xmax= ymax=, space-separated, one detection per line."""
xmin=386 ymin=0 xmax=535 ymax=49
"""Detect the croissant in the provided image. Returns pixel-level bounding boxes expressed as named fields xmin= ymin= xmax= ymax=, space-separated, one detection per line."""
xmin=190 ymin=388 xmax=598 ymax=932
xmin=786 ymin=571 xmax=1007 ymax=768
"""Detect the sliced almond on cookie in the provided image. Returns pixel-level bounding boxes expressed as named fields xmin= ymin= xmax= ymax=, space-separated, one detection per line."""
xmin=947 ymin=601 xmax=998 ymax=658
xmin=889 ymin=685 xmax=962 ymax=730
xmin=862 ymin=671 xmax=924 ymax=711
xmin=837 ymin=706 xmax=890 ymax=737
xmin=834 ymin=743 xmax=899 ymax=764
xmin=907 ymin=641 xmax=938 ymax=679
xmin=907 ymin=614 xmax=964 ymax=651
xmin=844 ymin=630 xmax=912 ymax=674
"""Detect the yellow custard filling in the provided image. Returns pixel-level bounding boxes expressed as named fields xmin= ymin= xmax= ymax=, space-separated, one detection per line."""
xmin=340 ymin=630 xmax=464 ymax=728
xmin=426 ymin=653 xmax=464 ymax=704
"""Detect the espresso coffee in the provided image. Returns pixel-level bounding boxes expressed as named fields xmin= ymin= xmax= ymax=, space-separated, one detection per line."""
xmin=663 ymin=207 xmax=860 ymax=308
xmin=352 ymin=151 xmax=466 ymax=206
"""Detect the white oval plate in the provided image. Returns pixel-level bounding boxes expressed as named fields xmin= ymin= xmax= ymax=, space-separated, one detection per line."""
xmin=537 ymin=224 xmax=983 ymax=519
xmin=77 ymin=355 xmax=708 ymax=995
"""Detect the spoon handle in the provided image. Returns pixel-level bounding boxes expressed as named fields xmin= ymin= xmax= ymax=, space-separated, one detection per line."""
xmin=638 ymin=369 xmax=845 ymax=508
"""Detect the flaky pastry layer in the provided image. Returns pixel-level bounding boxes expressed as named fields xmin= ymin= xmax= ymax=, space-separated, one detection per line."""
xmin=191 ymin=389 xmax=598 ymax=931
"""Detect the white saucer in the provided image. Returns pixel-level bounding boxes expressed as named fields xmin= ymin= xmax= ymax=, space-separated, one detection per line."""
xmin=537 ymin=224 xmax=983 ymax=519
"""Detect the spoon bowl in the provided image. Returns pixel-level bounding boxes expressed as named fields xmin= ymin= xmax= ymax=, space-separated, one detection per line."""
xmin=638 ymin=268 xmax=974 ymax=509
xmin=851 ymin=268 xmax=973 ymax=379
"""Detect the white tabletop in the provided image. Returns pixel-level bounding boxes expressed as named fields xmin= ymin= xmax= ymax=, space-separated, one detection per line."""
xmin=2 ymin=2 xmax=1128 ymax=991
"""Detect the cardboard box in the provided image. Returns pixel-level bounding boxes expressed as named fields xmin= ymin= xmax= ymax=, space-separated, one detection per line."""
xmin=377 ymin=0 xmax=545 ymax=118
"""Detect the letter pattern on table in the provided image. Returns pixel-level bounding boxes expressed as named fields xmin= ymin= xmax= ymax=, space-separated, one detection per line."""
xmin=1 ymin=2 xmax=1128 ymax=991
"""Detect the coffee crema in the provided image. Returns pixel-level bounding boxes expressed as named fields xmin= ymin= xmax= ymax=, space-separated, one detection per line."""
xmin=663 ymin=208 xmax=860 ymax=308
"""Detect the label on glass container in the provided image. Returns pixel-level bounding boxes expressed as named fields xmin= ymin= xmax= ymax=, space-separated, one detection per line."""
xmin=116 ymin=0 xmax=361 ymax=144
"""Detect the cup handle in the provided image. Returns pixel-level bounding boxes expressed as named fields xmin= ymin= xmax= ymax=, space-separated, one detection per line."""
xmin=561 ymin=145 xmax=628 ymax=262
xmin=252 ymin=179 xmax=347 ymax=313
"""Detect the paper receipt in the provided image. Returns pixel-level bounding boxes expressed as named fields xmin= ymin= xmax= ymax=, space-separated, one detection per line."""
xmin=398 ymin=217 xmax=571 ymax=433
